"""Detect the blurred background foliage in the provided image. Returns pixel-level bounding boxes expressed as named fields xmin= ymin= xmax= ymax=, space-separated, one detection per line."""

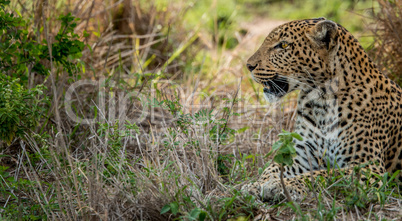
xmin=6 ymin=0 xmax=400 ymax=88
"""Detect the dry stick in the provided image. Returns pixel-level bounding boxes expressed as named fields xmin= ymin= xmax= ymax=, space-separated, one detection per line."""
xmin=279 ymin=164 xmax=292 ymax=203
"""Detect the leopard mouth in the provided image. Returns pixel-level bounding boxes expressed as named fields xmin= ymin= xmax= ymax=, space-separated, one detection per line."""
xmin=261 ymin=75 xmax=289 ymax=97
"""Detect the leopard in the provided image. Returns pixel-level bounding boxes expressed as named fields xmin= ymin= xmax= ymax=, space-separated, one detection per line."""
xmin=242 ymin=17 xmax=402 ymax=202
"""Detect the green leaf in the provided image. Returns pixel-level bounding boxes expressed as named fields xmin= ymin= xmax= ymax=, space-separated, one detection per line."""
xmin=278 ymin=145 xmax=290 ymax=154
xmin=273 ymin=154 xmax=284 ymax=164
xmin=272 ymin=141 xmax=283 ymax=150
xmin=245 ymin=154 xmax=255 ymax=161
xmin=15 ymin=9 xmax=21 ymax=17
xmin=288 ymin=144 xmax=297 ymax=154
xmin=160 ymin=204 xmax=171 ymax=214
xmin=278 ymin=144 xmax=296 ymax=155
xmin=189 ymin=208 xmax=201 ymax=219
xmin=266 ymin=149 xmax=274 ymax=157
xmin=291 ymin=132 xmax=303 ymax=141
xmin=284 ymin=135 xmax=293 ymax=143
xmin=280 ymin=129 xmax=291 ymax=134
xmin=237 ymin=126 xmax=249 ymax=133
xmin=389 ymin=170 xmax=400 ymax=182
xmin=170 ymin=202 xmax=179 ymax=215
xmin=283 ymin=157 xmax=293 ymax=166
xmin=199 ymin=211 xmax=207 ymax=221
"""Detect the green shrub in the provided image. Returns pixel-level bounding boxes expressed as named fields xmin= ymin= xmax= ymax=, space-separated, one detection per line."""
xmin=0 ymin=0 xmax=85 ymax=145
xmin=0 ymin=74 xmax=48 ymax=144
xmin=0 ymin=0 xmax=85 ymax=81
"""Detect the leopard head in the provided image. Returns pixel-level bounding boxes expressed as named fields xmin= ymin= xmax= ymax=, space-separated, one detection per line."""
xmin=247 ymin=18 xmax=339 ymax=102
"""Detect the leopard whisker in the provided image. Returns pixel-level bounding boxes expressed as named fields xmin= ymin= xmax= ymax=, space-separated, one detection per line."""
xmin=273 ymin=76 xmax=314 ymax=92
xmin=268 ymin=79 xmax=287 ymax=95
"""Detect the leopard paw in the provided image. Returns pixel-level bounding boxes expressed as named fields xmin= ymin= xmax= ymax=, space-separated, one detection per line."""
xmin=241 ymin=180 xmax=287 ymax=202
xmin=260 ymin=179 xmax=286 ymax=202
xmin=241 ymin=182 xmax=261 ymax=197
xmin=242 ymin=179 xmax=306 ymax=202
xmin=261 ymin=179 xmax=305 ymax=202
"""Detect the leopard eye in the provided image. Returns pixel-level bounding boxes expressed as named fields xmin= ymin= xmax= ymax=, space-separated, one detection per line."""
xmin=275 ymin=41 xmax=289 ymax=49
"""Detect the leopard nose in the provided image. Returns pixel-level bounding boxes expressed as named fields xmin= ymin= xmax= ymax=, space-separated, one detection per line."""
xmin=247 ymin=64 xmax=258 ymax=72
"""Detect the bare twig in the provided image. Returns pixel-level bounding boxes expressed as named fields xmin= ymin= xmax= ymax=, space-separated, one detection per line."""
xmin=279 ymin=164 xmax=292 ymax=203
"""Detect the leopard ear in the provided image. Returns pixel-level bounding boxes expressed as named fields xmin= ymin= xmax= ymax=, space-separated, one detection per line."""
xmin=307 ymin=20 xmax=338 ymax=50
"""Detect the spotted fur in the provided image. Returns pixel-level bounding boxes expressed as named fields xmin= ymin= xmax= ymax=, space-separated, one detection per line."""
xmin=243 ymin=18 xmax=402 ymax=202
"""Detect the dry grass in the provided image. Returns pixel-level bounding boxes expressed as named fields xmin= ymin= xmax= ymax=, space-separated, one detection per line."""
xmin=2 ymin=0 xmax=278 ymax=220
xmin=369 ymin=0 xmax=402 ymax=85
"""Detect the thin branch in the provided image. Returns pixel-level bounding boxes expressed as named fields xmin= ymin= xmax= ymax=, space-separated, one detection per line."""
xmin=280 ymin=164 xmax=292 ymax=203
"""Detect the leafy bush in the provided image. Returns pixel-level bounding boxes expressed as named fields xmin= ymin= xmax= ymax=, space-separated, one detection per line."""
xmin=0 ymin=0 xmax=85 ymax=145
xmin=0 ymin=0 xmax=85 ymax=81
xmin=0 ymin=74 xmax=47 ymax=144
xmin=0 ymin=0 xmax=47 ymax=80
